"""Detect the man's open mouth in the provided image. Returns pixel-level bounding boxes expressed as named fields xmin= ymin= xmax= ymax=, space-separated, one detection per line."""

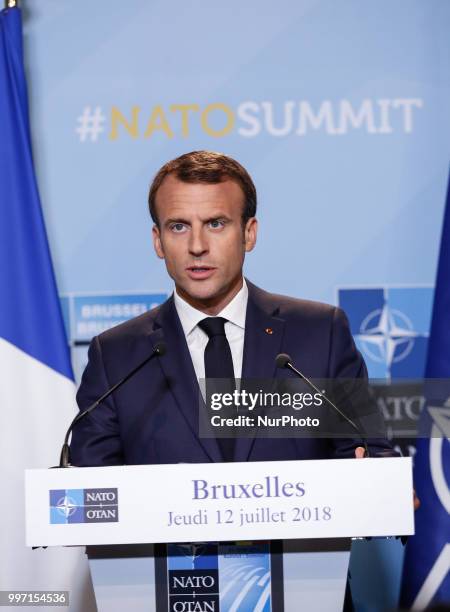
xmin=186 ymin=266 xmax=216 ymax=278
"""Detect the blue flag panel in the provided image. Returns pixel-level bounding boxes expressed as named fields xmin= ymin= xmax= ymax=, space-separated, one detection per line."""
xmin=400 ymin=171 xmax=450 ymax=607
xmin=0 ymin=7 xmax=72 ymax=379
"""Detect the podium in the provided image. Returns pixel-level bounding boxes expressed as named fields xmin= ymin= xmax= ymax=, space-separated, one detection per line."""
xmin=25 ymin=458 xmax=414 ymax=611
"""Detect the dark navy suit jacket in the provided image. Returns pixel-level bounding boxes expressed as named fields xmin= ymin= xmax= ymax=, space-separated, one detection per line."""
xmin=70 ymin=281 xmax=395 ymax=466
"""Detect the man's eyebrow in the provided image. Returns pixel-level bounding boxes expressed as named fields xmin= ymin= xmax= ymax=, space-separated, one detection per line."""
xmin=205 ymin=214 xmax=232 ymax=222
xmin=164 ymin=217 xmax=190 ymax=226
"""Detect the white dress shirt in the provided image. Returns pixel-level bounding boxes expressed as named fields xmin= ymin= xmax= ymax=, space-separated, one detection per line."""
xmin=174 ymin=279 xmax=248 ymax=381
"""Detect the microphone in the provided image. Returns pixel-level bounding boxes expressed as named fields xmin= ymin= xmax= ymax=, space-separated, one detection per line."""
xmin=58 ymin=341 xmax=167 ymax=468
xmin=275 ymin=353 xmax=369 ymax=457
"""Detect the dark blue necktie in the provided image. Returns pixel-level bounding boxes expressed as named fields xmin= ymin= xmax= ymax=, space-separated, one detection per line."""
xmin=198 ymin=317 xmax=235 ymax=461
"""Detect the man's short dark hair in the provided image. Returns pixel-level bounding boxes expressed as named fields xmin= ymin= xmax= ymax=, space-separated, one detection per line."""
xmin=148 ymin=150 xmax=257 ymax=226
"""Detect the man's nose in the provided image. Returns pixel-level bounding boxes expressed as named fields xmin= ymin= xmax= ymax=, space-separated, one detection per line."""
xmin=188 ymin=226 xmax=208 ymax=257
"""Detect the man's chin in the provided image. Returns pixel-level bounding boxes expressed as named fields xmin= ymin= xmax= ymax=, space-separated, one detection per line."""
xmin=177 ymin=281 xmax=225 ymax=308
xmin=183 ymin=287 xmax=218 ymax=305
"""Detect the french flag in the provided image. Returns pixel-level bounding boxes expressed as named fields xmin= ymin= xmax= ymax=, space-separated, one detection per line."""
xmin=0 ymin=7 xmax=93 ymax=607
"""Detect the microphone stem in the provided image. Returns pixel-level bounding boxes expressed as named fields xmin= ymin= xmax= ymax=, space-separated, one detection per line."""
xmin=59 ymin=345 xmax=164 ymax=468
xmin=286 ymin=361 xmax=370 ymax=458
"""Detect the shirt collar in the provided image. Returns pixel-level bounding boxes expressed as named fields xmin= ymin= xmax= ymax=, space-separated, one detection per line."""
xmin=174 ymin=279 xmax=248 ymax=337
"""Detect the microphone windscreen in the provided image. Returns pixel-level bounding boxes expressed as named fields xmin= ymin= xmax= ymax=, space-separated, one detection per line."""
xmin=275 ymin=353 xmax=292 ymax=369
xmin=154 ymin=341 xmax=167 ymax=356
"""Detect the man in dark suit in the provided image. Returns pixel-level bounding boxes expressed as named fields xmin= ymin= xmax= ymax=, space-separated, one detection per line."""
xmin=70 ymin=150 xmax=394 ymax=467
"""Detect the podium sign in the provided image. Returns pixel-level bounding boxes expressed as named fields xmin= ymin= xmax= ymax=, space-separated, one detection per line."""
xmin=25 ymin=457 xmax=413 ymax=547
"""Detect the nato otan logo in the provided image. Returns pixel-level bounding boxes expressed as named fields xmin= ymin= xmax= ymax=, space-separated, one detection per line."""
xmin=338 ymin=287 xmax=433 ymax=379
xmin=49 ymin=488 xmax=119 ymax=524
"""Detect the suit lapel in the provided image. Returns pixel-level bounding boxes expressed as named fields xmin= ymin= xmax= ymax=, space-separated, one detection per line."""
xmin=151 ymin=296 xmax=223 ymax=463
xmin=234 ymin=282 xmax=285 ymax=462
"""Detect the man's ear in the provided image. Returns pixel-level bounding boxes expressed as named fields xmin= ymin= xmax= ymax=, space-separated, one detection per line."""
xmin=152 ymin=225 xmax=165 ymax=259
xmin=244 ymin=217 xmax=258 ymax=253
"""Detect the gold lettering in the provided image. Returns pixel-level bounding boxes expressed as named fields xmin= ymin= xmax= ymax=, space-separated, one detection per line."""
xmin=144 ymin=105 xmax=174 ymax=138
xmin=170 ymin=104 xmax=200 ymax=137
xmin=201 ymin=103 xmax=235 ymax=137
xmin=109 ymin=106 xmax=140 ymax=140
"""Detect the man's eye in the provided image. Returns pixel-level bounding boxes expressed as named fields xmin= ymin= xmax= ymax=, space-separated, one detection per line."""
xmin=170 ymin=223 xmax=187 ymax=233
xmin=208 ymin=220 xmax=225 ymax=229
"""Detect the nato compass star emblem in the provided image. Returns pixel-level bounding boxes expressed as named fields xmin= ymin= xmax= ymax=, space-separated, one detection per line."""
xmin=176 ymin=543 xmax=208 ymax=569
xmin=428 ymin=399 xmax=450 ymax=514
xmin=356 ymin=304 xmax=424 ymax=376
xmin=55 ymin=494 xmax=78 ymax=519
